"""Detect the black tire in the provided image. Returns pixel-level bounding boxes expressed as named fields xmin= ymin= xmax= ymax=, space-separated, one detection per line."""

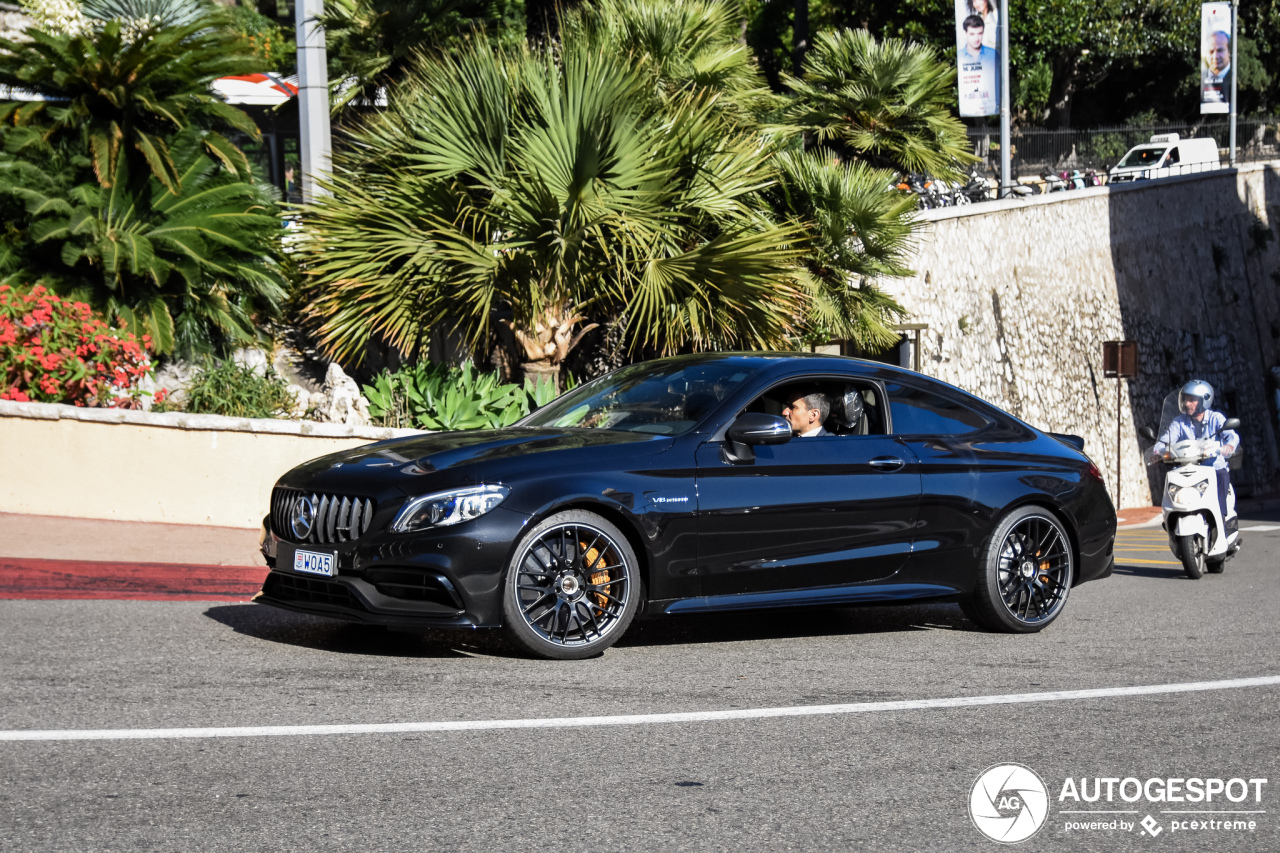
xmin=1176 ymin=534 xmax=1204 ymax=579
xmin=964 ymin=506 xmax=1074 ymax=633
xmin=501 ymin=510 xmax=641 ymax=660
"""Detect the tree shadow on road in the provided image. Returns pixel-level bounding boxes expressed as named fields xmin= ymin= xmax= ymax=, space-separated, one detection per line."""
xmin=202 ymin=603 xmax=505 ymax=658
xmin=618 ymin=602 xmax=979 ymax=649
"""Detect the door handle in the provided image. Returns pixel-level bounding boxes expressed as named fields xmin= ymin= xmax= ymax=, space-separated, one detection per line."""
xmin=868 ymin=456 xmax=906 ymax=472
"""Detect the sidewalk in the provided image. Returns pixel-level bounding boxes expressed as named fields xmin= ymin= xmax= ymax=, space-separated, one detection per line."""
xmin=0 ymin=513 xmax=266 ymax=601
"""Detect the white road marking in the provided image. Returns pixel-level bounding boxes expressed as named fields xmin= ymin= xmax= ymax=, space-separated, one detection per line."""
xmin=1240 ymin=524 xmax=1280 ymax=532
xmin=2 ymin=675 xmax=1279 ymax=743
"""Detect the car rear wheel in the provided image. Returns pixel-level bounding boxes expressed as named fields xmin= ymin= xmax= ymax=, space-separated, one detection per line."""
xmin=964 ymin=506 xmax=1073 ymax=633
xmin=501 ymin=510 xmax=641 ymax=660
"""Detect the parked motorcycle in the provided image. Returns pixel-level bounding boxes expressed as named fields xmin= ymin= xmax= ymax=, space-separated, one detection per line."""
xmin=1139 ymin=390 xmax=1242 ymax=578
xmin=1041 ymin=170 xmax=1068 ymax=192
xmin=961 ymin=167 xmax=993 ymax=203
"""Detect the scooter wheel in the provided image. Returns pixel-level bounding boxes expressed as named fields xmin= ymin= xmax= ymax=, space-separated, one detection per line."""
xmin=1176 ymin=534 xmax=1204 ymax=579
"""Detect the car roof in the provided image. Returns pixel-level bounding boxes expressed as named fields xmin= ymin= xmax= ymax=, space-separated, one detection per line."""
xmin=644 ymin=351 xmax=1029 ymax=428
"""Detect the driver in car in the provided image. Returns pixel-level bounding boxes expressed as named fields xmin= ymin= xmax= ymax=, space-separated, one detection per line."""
xmin=782 ymin=387 xmax=831 ymax=437
xmin=1153 ymin=379 xmax=1239 ymax=521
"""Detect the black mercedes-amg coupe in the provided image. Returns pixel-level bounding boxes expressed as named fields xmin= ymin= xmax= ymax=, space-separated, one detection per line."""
xmin=257 ymin=353 xmax=1116 ymax=658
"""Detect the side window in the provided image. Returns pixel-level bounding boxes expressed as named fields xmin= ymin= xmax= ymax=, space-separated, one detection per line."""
xmin=743 ymin=380 xmax=886 ymax=436
xmin=886 ymin=382 xmax=989 ymax=436
xmin=1165 ymin=147 xmax=1180 ymax=165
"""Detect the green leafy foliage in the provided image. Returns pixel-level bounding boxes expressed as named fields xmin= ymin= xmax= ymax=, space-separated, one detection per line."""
xmin=319 ymin=0 xmax=527 ymax=112
xmin=177 ymin=359 xmax=296 ymax=419
xmin=0 ymin=129 xmax=288 ymax=358
xmin=226 ymin=5 xmax=295 ymax=71
xmin=0 ymin=9 xmax=266 ymax=191
xmin=363 ymin=361 xmax=558 ymax=431
xmin=779 ymin=29 xmax=976 ymax=180
xmin=767 ymin=152 xmax=916 ymax=351
xmin=296 ymin=37 xmax=806 ymax=379
xmin=564 ymin=0 xmax=777 ymax=120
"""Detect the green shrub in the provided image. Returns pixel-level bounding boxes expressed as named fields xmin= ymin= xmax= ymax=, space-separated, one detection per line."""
xmin=364 ymin=361 xmax=559 ymax=431
xmin=176 ymin=360 xmax=296 ymax=419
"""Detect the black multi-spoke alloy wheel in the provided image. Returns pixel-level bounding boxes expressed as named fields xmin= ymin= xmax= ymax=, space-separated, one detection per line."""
xmin=1177 ymin=534 xmax=1205 ymax=579
xmin=502 ymin=510 xmax=641 ymax=660
xmin=965 ymin=507 xmax=1074 ymax=633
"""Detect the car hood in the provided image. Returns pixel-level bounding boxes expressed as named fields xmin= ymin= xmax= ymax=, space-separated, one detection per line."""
xmin=278 ymin=428 xmax=675 ymax=495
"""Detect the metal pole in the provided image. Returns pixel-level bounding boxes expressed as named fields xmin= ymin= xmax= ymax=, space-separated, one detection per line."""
xmin=1229 ymin=0 xmax=1238 ymax=166
xmin=1116 ymin=379 xmax=1122 ymax=511
xmin=999 ymin=0 xmax=1010 ymax=197
xmin=296 ymin=0 xmax=332 ymax=204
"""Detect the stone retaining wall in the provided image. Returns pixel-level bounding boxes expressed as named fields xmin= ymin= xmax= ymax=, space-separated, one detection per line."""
xmin=886 ymin=164 xmax=1280 ymax=506
xmin=0 ymin=401 xmax=423 ymax=528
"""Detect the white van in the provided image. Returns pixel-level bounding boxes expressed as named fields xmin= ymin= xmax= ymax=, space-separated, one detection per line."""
xmin=1108 ymin=134 xmax=1221 ymax=182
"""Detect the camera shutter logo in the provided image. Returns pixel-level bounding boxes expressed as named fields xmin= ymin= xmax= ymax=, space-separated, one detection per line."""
xmin=969 ymin=763 xmax=1050 ymax=843
xmin=290 ymin=495 xmax=316 ymax=539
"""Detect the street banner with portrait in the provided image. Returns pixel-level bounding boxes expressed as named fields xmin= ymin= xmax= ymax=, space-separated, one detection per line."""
xmin=956 ymin=0 xmax=1000 ymax=117
xmin=1200 ymin=2 xmax=1232 ymax=114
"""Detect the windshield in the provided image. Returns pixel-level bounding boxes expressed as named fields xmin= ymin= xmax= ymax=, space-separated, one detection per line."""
xmin=522 ymin=360 xmax=760 ymax=435
xmin=1116 ymin=146 xmax=1167 ymax=167
xmin=1141 ymin=390 xmax=1242 ymax=466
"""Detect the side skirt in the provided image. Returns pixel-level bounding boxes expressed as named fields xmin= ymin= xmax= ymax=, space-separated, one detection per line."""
xmin=659 ymin=583 xmax=961 ymax=616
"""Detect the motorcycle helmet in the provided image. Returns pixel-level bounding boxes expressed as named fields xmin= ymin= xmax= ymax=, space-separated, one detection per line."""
xmin=1179 ymin=379 xmax=1214 ymax=415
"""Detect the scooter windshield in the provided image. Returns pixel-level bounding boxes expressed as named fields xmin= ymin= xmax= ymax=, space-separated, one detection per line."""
xmin=1141 ymin=390 xmax=1243 ymax=468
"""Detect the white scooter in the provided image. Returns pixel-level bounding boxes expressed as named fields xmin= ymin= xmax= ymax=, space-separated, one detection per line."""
xmin=1140 ymin=393 xmax=1242 ymax=579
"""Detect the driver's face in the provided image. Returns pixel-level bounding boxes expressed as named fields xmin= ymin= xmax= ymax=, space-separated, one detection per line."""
xmin=1183 ymin=396 xmax=1203 ymax=418
xmin=783 ymin=397 xmax=814 ymax=434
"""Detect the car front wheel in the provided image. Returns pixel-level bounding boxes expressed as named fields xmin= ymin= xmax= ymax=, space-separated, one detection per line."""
xmin=964 ymin=506 xmax=1073 ymax=633
xmin=501 ymin=510 xmax=641 ymax=659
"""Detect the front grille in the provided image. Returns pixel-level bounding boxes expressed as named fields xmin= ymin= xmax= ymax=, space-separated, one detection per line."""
xmin=272 ymin=488 xmax=375 ymax=544
xmin=263 ymin=572 xmax=367 ymax=611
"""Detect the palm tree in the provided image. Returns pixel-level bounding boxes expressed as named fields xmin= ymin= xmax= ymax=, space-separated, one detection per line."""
xmin=780 ymin=29 xmax=975 ymax=181
xmin=563 ymin=0 xmax=775 ymax=120
xmin=0 ymin=128 xmax=287 ymax=356
xmin=296 ymin=40 xmax=804 ymax=386
xmin=768 ymin=151 xmax=916 ymax=351
xmin=317 ymin=0 xmax=526 ymax=112
xmin=0 ymin=10 xmax=265 ymax=194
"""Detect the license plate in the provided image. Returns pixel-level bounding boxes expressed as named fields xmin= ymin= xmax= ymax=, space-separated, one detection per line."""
xmin=293 ymin=549 xmax=336 ymax=577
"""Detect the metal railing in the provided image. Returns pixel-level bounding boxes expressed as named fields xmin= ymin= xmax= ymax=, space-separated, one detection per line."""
xmin=966 ymin=118 xmax=1280 ymax=180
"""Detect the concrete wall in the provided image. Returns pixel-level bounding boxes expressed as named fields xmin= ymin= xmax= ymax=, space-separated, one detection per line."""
xmin=0 ymin=402 xmax=422 ymax=529
xmin=886 ymin=164 xmax=1280 ymax=507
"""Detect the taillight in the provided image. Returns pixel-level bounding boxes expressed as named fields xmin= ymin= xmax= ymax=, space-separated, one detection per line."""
xmin=1086 ymin=463 xmax=1105 ymax=483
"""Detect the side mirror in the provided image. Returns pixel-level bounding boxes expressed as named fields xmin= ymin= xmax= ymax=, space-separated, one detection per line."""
xmin=727 ymin=413 xmax=792 ymax=446
xmin=723 ymin=413 xmax=791 ymax=463
xmin=1139 ymin=426 xmax=1157 ymax=442
xmin=1222 ymin=418 xmax=1241 ymax=431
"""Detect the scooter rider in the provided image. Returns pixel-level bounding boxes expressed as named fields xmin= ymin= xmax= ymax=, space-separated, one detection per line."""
xmin=1152 ymin=380 xmax=1239 ymax=523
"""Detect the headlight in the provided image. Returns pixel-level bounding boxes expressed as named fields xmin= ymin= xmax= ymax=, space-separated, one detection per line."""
xmin=392 ymin=485 xmax=510 ymax=533
xmin=1168 ymin=482 xmax=1209 ymax=504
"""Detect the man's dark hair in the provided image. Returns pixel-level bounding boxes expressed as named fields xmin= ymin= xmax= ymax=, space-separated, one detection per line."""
xmin=963 ymin=14 xmax=985 ymax=31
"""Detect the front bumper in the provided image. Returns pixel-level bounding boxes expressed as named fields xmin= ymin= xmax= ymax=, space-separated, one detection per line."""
xmin=256 ymin=505 xmax=531 ymax=629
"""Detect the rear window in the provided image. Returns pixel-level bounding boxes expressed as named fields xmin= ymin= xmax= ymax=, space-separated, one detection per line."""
xmin=886 ymin=383 xmax=990 ymax=436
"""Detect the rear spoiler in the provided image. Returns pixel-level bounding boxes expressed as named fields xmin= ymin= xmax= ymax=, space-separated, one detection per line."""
xmin=1050 ymin=432 xmax=1086 ymax=452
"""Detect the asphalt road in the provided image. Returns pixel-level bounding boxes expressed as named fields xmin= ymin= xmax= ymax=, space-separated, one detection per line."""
xmin=2 ymin=512 xmax=1279 ymax=851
